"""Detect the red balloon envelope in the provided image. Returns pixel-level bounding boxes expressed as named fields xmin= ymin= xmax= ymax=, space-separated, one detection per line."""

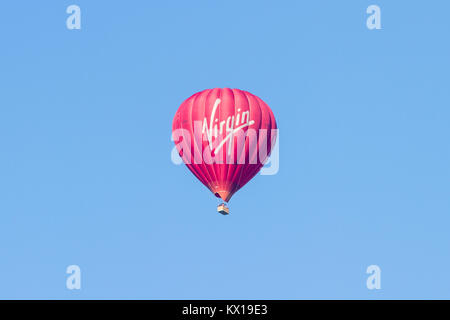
xmin=172 ymin=88 xmax=277 ymax=202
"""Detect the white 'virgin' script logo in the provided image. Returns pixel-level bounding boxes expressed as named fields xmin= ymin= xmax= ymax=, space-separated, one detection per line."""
xmin=202 ymin=99 xmax=255 ymax=155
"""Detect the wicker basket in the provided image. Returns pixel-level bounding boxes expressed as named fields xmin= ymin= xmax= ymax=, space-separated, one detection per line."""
xmin=217 ymin=204 xmax=230 ymax=215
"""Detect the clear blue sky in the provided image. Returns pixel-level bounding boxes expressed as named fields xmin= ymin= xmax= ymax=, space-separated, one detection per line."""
xmin=0 ymin=1 xmax=449 ymax=299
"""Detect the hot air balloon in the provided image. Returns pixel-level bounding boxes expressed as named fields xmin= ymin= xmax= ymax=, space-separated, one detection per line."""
xmin=172 ymin=88 xmax=277 ymax=214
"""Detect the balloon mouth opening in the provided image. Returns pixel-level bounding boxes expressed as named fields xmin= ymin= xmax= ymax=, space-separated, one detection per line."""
xmin=215 ymin=190 xmax=232 ymax=202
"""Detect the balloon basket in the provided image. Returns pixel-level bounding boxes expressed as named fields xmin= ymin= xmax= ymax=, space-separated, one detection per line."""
xmin=217 ymin=203 xmax=230 ymax=215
